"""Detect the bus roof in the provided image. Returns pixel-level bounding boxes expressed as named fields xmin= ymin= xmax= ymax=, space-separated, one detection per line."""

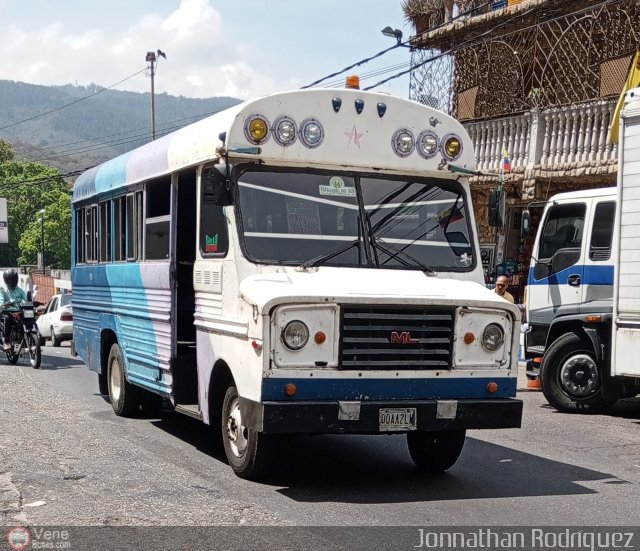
xmin=73 ymin=88 xmax=475 ymax=202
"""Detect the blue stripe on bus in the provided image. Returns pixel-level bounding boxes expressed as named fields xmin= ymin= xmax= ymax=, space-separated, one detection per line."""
xmin=261 ymin=376 xmax=517 ymax=401
xmin=527 ymin=264 xmax=613 ymax=286
xmin=72 ymin=264 xmax=163 ymax=393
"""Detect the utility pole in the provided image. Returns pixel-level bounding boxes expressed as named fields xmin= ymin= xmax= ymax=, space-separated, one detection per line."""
xmin=146 ymin=49 xmax=166 ymax=141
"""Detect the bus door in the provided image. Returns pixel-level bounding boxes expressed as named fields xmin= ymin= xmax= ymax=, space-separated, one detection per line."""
xmin=170 ymin=168 xmax=198 ymax=405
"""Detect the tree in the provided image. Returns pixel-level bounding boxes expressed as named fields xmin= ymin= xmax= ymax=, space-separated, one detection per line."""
xmin=0 ymin=139 xmax=14 ymax=163
xmin=18 ymin=191 xmax=72 ymax=269
xmin=0 ymin=142 xmax=70 ymax=267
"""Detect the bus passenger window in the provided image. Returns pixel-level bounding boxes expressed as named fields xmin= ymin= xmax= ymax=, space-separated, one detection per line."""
xmin=113 ymin=197 xmax=126 ymax=261
xmin=145 ymin=178 xmax=171 ymax=260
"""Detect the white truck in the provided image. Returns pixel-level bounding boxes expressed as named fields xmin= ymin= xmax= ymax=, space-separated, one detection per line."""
xmin=521 ymin=87 xmax=640 ymax=412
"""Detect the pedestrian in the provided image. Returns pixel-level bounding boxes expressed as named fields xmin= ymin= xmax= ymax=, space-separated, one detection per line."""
xmin=494 ymin=275 xmax=514 ymax=303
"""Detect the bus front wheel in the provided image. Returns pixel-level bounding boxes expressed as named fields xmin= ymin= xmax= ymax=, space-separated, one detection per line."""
xmin=221 ymin=385 xmax=274 ymax=480
xmin=107 ymin=343 xmax=140 ymax=417
xmin=407 ymin=429 xmax=466 ymax=472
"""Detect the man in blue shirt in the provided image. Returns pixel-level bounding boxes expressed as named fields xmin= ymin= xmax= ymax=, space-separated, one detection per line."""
xmin=1 ymin=269 xmax=28 ymax=351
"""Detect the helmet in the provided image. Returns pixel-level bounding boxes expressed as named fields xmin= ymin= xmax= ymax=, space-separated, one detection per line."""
xmin=3 ymin=269 xmax=18 ymax=291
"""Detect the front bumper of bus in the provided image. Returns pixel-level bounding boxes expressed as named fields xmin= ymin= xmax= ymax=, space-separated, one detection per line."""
xmin=241 ymin=398 xmax=523 ymax=434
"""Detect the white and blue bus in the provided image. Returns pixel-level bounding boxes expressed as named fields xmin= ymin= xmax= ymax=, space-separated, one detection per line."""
xmin=71 ymin=78 xmax=522 ymax=479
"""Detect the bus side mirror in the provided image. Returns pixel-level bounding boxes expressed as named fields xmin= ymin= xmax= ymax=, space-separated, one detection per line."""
xmin=488 ymin=189 xmax=504 ymax=228
xmin=203 ymin=165 xmax=234 ymax=206
xmin=520 ymin=209 xmax=531 ymax=239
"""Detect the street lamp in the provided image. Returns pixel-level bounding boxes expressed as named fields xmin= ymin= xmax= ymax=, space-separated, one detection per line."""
xmin=39 ymin=209 xmax=45 ymax=274
xmin=381 ymin=26 xmax=404 ymax=45
xmin=146 ymin=49 xmax=167 ymax=141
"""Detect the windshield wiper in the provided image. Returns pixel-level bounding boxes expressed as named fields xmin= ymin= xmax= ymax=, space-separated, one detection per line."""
xmin=298 ymin=238 xmax=361 ymax=269
xmin=372 ymin=237 xmax=437 ymax=275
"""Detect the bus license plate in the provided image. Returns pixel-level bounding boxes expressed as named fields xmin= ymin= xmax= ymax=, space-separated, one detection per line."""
xmin=379 ymin=408 xmax=417 ymax=431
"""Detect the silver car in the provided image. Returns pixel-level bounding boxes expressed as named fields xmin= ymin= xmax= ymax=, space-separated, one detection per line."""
xmin=37 ymin=293 xmax=73 ymax=347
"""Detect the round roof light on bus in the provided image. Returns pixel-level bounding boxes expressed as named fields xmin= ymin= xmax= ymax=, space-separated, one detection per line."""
xmin=417 ymin=130 xmax=439 ymax=159
xmin=244 ymin=115 xmax=271 ymax=144
xmin=442 ymin=134 xmax=462 ymax=160
xmin=273 ymin=116 xmax=297 ymax=146
xmin=300 ymin=119 xmax=324 ymax=149
xmin=391 ymin=128 xmax=415 ymax=158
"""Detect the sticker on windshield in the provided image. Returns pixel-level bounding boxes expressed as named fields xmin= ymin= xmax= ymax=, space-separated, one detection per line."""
xmin=319 ymin=177 xmax=356 ymax=197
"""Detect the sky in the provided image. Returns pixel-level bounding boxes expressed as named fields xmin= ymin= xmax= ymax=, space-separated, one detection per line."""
xmin=0 ymin=0 xmax=413 ymax=101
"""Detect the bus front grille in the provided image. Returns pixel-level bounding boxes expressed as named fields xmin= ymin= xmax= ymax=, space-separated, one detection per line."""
xmin=340 ymin=306 xmax=455 ymax=370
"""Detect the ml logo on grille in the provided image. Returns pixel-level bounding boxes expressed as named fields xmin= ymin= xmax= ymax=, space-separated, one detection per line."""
xmin=390 ymin=331 xmax=419 ymax=344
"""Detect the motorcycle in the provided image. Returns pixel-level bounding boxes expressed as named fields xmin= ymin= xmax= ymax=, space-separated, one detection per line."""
xmin=1 ymin=300 xmax=42 ymax=369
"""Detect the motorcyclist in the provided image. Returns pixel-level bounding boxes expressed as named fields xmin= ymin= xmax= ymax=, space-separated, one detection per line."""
xmin=1 ymin=269 xmax=28 ymax=351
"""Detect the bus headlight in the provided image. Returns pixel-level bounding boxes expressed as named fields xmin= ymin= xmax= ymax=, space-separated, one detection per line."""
xmin=300 ymin=119 xmax=324 ymax=148
xmin=442 ymin=134 xmax=462 ymax=160
xmin=244 ymin=114 xmax=270 ymax=144
xmin=392 ymin=128 xmax=414 ymax=157
xmin=482 ymin=323 xmax=505 ymax=351
xmin=282 ymin=320 xmax=309 ymax=350
xmin=273 ymin=116 xmax=297 ymax=146
xmin=416 ymin=130 xmax=439 ymax=159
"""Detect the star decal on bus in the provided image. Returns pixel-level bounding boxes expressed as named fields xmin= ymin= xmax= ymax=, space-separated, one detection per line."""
xmin=345 ymin=124 xmax=363 ymax=148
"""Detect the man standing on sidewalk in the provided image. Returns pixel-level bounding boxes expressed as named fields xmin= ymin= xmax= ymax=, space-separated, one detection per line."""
xmin=494 ymin=275 xmax=515 ymax=303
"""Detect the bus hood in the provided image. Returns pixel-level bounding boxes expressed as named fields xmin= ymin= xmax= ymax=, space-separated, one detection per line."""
xmin=239 ymin=267 xmax=520 ymax=316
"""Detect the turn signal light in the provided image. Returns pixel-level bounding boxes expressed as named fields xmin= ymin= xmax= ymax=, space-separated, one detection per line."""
xmin=464 ymin=332 xmax=475 ymax=344
xmin=284 ymin=383 xmax=297 ymax=396
xmin=314 ymin=331 xmax=326 ymax=344
xmin=487 ymin=382 xmax=499 ymax=393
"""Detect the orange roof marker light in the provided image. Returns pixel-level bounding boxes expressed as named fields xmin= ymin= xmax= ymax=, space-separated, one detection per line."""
xmin=345 ymin=75 xmax=360 ymax=89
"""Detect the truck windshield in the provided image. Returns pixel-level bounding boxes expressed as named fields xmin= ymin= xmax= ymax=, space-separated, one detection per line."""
xmin=236 ymin=168 xmax=474 ymax=271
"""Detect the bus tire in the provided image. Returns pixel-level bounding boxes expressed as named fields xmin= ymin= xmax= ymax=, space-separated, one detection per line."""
xmin=98 ymin=370 xmax=108 ymax=395
xmin=221 ymin=385 xmax=274 ymax=480
xmin=540 ymin=332 xmax=615 ymax=413
xmin=407 ymin=429 xmax=466 ymax=472
xmin=107 ymin=343 xmax=140 ymax=417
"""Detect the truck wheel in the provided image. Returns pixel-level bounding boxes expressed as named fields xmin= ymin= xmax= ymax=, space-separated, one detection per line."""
xmin=221 ymin=385 xmax=275 ymax=479
xmin=107 ymin=343 xmax=140 ymax=417
xmin=407 ymin=429 xmax=466 ymax=472
xmin=540 ymin=332 xmax=614 ymax=413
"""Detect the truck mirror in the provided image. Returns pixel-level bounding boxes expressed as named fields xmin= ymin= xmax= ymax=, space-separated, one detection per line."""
xmin=520 ymin=209 xmax=531 ymax=239
xmin=488 ymin=189 xmax=505 ymax=228
xmin=202 ymin=165 xmax=234 ymax=206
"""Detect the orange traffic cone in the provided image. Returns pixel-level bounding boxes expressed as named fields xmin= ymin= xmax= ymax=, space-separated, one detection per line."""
xmin=527 ymin=377 xmax=541 ymax=390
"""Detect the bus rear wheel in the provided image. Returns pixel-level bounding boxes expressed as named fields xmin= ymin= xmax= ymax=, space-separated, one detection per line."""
xmin=540 ymin=332 xmax=615 ymax=413
xmin=407 ymin=429 xmax=466 ymax=472
xmin=107 ymin=343 xmax=140 ymax=417
xmin=221 ymin=385 xmax=274 ymax=480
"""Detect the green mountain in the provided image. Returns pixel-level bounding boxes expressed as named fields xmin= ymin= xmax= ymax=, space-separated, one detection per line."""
xmin=0 ymin=80 xmax=242 ymax=175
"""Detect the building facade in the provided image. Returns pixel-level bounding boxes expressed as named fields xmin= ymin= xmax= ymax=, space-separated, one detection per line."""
xmin=403 ymin=0 xmax=639 ymax=301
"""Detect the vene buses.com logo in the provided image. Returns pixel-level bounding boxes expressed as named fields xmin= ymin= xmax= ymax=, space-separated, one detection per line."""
xmin=6 ymin=526 xmax=30 ymax=551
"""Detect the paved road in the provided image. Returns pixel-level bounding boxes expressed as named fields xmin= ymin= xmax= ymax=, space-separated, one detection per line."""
xmin=1 ymin=346 xmax=639 ymax=527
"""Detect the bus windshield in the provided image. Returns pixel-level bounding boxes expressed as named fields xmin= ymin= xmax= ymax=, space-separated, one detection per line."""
xmin=236 ymin=168 xmax=474 ymax=271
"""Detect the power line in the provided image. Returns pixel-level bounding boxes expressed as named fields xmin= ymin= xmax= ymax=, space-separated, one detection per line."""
xmin=0 ymin=68 xmax=148 ymax=132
